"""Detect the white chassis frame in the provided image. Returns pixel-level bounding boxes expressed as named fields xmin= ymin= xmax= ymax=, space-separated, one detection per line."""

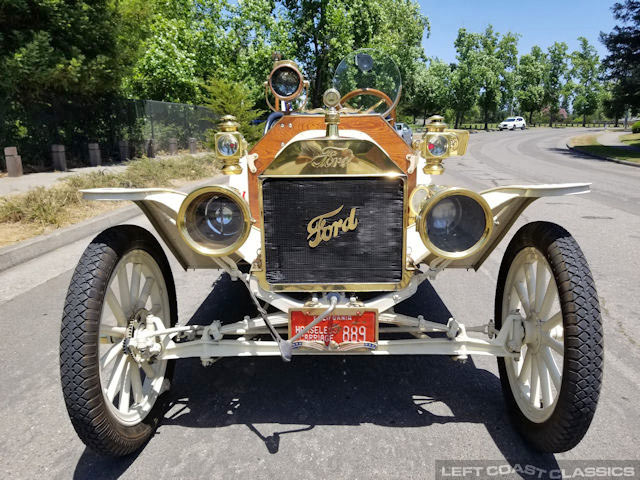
xmin=127 ymin=271 xmax=527 ymax=364
xmin=82 ymin=130 xmax=590 ymax=365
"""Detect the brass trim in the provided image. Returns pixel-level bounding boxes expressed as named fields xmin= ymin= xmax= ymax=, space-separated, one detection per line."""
xmin=254 ymin=174 xmax=412 ymax=292
xmin=177 ymin=185 xmax=252 ymax=257
xmin=263 ymin=137 xmax=405 ymax=176
xmin=416 ymin=187 xmax=494 ymax=261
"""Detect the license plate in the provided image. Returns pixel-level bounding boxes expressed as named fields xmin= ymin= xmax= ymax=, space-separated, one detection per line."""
xmin=289 ymin=308 xmax=378 ymax=351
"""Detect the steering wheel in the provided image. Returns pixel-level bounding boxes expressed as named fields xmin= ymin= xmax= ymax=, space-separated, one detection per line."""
xmin=340 ymin=88 xmax=396 ymax=124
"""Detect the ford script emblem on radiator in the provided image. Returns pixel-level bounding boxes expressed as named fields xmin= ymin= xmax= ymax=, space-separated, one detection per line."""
xmin=310 ymin=146 xmax=354 ymax=168
xmin=306 ymin=205 xmax=358 ymax=248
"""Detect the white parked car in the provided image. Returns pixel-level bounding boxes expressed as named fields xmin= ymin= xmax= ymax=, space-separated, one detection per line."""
xmin=394 ymin=122 xmax=413 ymax=144
xmin=499 ymin=117 xmax=526 ymax=130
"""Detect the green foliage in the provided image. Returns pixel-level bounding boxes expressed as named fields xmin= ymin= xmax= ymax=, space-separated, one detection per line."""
xmin=543 ymin=42 xmax=569 ymax=125
xmin=632 ymin=121 xmax=640 ymax=133
xmin=0 ymin=0 xmax=156 ymax=166
xmin=600 ymin=0 xmax=640 ymax=112
xmin=600 ymin=82 xmax=626 ymax=124
xmin=571 ymin=37 xmax=601 ymax=125
xmin=281 ymin=0 xmax=428 ymax=108
xmin=516 ymin=46 xmax=546 ymax=123
xmin=203 ymin=78 xmax=266 ymax=146
xmin=450 ymin=28 xmax=482 ymax=127
xmin=409 ymin=60 xmax=452 ymax=123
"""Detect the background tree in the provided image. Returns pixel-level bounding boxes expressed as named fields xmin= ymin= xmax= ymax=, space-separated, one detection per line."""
xmin=600 ymin=0 xmax=640 ymax=112
xmin=408 ymin=59 xmax=452 ymax=124
xmin=450 ymin=29 xmax=482 ymax=128
xmin=0 ymin=0 xmax=150 ymax=163
xmin=203 ymin=78 xmax=265 ymax=145
xmin=516 ymin=46 xmax=546 ymax=123
xmin=477 ymin=26 xmax=504 ymax=130
xmin=601 ymin=81 xmax=627 ymax=126
xmin=281 ymin=0 xmax=428 ymax=108
xmin=543 ymin=41 xmax=569 ymax=126
xmin=123 ymin=0 xmax=228 ymax=104
xmin=571 ymin=37 xmax=601 ymax=126
xmin=497 ymin=32 xmax=520 ymax=116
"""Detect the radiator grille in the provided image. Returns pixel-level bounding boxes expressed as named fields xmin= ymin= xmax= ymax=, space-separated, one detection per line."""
xmin=262 ymin=176 xmax=405 ymax=285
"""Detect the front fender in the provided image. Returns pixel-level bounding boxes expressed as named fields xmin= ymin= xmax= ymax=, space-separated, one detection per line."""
xmin=406 ymin=183 xmax=591 ymax=270
xmin=81 ymin=188 xmax=261 ymax=270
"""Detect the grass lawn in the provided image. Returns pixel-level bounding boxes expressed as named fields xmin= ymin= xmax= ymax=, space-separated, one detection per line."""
xmin=0 ymin=154 xmax=220 ymax=247
xmin=620 ymin=133 xmax=640 ymax=148
xmin=569 ymin=134 xmax=640 ymax=164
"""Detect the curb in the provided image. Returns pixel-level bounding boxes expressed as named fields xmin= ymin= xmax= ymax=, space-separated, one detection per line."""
xmin=0 ymin=205 xmax=138 ymax=272
xmin=566 ymin=143 xmax=640 ymax=168
xmin=0 ymin=176 xmax=224 ymax=273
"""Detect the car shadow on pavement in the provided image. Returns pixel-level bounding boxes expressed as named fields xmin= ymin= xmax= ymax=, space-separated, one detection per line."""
xmin=73 ymin=281 xmax=559 ymax=479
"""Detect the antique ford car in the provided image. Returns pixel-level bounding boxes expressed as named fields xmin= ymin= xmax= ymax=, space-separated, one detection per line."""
xmin=60 ymin=50 xmax=603 ymax=456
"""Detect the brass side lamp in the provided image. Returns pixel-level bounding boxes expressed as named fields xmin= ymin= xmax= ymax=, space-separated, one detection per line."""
xmin=214 ymin=115 xmax=247 ymax=175
xmin=417 ymin=115 xmax=470 ymax=175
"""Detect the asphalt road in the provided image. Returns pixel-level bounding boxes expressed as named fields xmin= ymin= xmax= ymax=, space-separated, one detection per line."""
xmin=1 ymin=128 xmax=639 ymax=479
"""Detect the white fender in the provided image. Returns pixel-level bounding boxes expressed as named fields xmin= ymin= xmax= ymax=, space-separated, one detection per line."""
xmin=406 ymin=183 xmax=591 ymax=270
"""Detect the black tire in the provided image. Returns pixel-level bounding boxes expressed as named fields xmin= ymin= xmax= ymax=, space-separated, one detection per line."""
xmin=495 ymin=221 xmax=603 ymax=452
xmin=60 ymin=225 xmax=177 ymax=456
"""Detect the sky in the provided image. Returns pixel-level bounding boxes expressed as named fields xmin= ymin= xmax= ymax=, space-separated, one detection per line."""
xmin=418 ymin=0 xmax=618 ymax=63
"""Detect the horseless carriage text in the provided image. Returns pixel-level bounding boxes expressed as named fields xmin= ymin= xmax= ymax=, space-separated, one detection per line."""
xmin=59 ymin=50 xmax=603 ymax=456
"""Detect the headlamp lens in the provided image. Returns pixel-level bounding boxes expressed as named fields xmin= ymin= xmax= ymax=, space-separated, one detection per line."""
xmin=426 ymin=194 xmax=487 ymax=253
xmin=181 ymin=189 xmax=249 ymax=255
xmin=271 ymin=66 xmax=301 ymax=98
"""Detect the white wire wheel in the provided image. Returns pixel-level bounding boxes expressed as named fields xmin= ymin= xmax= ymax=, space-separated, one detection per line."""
xmin=495 ymin=222 xmax=603 ymax=453
xmin=60 ymin=225 xmax=177 ymax=456
xmin=98 ymin=249 xmax=171 ymax=425
xmin=502 ymin=246 xmax=563 ymax=423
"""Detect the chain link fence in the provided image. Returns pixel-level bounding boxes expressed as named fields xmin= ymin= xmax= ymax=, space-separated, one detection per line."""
xmin=1 ymin=97 xmax=218 ymax=171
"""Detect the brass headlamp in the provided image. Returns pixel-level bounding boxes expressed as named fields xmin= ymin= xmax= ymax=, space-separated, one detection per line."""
xmin=214 ymin=115 xmax=247 ymax=175
xmin=265 ymin=59 xmax=309 ymax=112
xmin=416 ymin=115 xmax=470 ymax=175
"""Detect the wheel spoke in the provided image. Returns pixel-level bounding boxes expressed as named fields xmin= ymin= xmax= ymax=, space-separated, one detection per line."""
xmin=119 ymin=360 xmax=132 ymax=413
xmin=106 ymin=288 xmax=127 ymax=326
xmin=517 ymin=349 xmax=532 ymax=383
xmin=529 ymin=354 xmax=540 ymax=407
xmin=106 ymin=354 xmax=128 ymax=401
xmin=137 ymin=277 xmax=155 ymax=310
xmin=130 ymin=263 xmax=142 ymax=311
xmin=524 ymin=262 xmax=536 ymax=310
xmin=537 ymin=354 xmax=553 ymax=407
xmin=514 ymin=278 xmax=530 ymax=315
xmin=541 ymin=347 xmax=562 ymax=391
xmin=534 ymin=261 xmax=547 ymax=313
xmin=130 ymin=364 xmax=144 ymax=404
xmin=544 ymin=333 xmax=564 ymax=355
xmin=117 ymin=264 xmax=131 ymax=314
xmin=542 ymin=311 xmax=562 ymax=331
xmin=140 ymin=361 xmax=156 ymax=379
xmin=100 ymin=341 xmax=124 ymax=369
xmin=100 ymin=325 xmax=126 ymax=337
xmin=538 ymin=277 xmax=557 ymax=320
